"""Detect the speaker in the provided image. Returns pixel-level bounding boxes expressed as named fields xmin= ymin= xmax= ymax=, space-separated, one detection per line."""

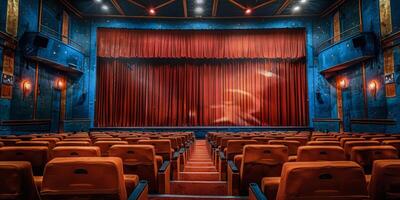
xmin=352 ymin=36 xmax=366 ymax=48
xmin=33 ymin=35 xmax=49 ymax=48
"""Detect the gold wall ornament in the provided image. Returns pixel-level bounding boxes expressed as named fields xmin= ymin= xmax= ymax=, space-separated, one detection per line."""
xmin=6 ymin=0 xmax=19 ymax=37
xmin=379 ymin=0 xmax=392 ymax=37
xmin=62 ymin=11 xmax=69 ymax=44
xmin=333 ymin=11 xmax=341 ymax=43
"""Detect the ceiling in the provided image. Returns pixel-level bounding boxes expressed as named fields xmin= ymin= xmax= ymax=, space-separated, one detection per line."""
xmin=60 ymin=0 xmax=343 ymax=19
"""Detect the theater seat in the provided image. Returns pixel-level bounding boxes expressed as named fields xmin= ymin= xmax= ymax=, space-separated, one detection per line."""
xmin=109 ymin=145 xmax=170 ymax=194
xmin=0 ymin=142 xmax=3 ymax=148
xmin=382 ymin=140 xmax=400 ymax=156
xmin=350 ymin=145 xmax=398 ymax=174
xmin=32 ymin=138 xmax=60 ymax=149
xmin=125 ymin=137 xmax=150 ymax=144
xmin=40 ymin=157 xmax=147 ymax=200
xmin=344 ymin=141 xmax=380 ymax=159
xmin=94 ymin=141 xmax=128 ymax=156
xmin=0 ymin=147 xmax=49 ymax=176
xmin=227 ymin=145 xmax=288 ymax=195
xmin=340 ymin=137 xmax=366 ymax=147
xmin=268 ymin=140 xmax=300 ymax=156
xmin=0 ymin=161 xmax=41 ymax=200
xmin=0 ymin=139 xmax=21 ymax=146
xmin=15 ymin=141 xmax=50 ymax=148
xmin=284 ymin=137 xmax=308 ymax=146
xmin=307 ymin=141 xmax=340 ymax=146
xmin=369 ymin=160 xmax=400 ymax=200
xmin=56 ymin=141 xmax=91 ymax=146
xmin=51 ymin=146 xmax=101 ymax=158
xmin=296 ymin=146 xmax=346 ymax=161
xmin=275 ymin=161 xmax=369 ymax=200
xmin=137 ymin=140 xmax=173 ymax=161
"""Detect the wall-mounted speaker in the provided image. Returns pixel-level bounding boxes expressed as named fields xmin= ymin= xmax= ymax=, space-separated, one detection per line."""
xmin=352 ymin=36 xmax=366 ymax=48
xmin=33 ymin=35 xmax=49 ymax=48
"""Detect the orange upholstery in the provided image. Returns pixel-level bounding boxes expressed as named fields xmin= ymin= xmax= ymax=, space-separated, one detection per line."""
xmin=314 ymin=137 xmax=338 ymax=141
xmin=109 ymin=145 xmax=159 ymax=193
xmin=296 ymin=146 xmax=346 ymax=161
xmin=369 ymin=160 xmax=400 ymax=200
xmin=0 ymin=161 xmax=40 ymax=200
xmin=56 ymin=141 xmax=91 ymax=146
xmin=125 ymin=137 xmax=150 ymax=144
xmin=268 ymin=140 xmax=300 ymax=156
xmin=40 ymin=157 xmax=127 ymax=200
xmin=343 ymin=141 xmax=380 ymax=158
xmin=0 ymin=142 xmax=3 ymax=148
xmin=138 ymin=140 xmax=173 ymax=160
xmin=371 ymin=137 xmax=397 ymax=143
xmin=251 ymin=137 xmax=275 ymax=144
xmin=15 ymin=141 xmax=50 ymax=148
xmin=63 ymin=138 xmax=92 ymax=143
xmin=32 ymin=138 xmax=60 ymax=149
xmin=284 ymin=137 xmax=308 ymax=146
xmin=0 ymin=147 xmax=49 ymax=176
xmin=307 ymin=141 xmax=340 ymax=146
xmin=95 ymin=137 xmax=122 ymax=142
xmin=340 ymin=137 xmax=366 ymax=147
xmin=226 ymin=140 xmax=258 ymax=160
xmin=0 ymin=139 xmax=21 ymax=146
xmin=276 ymin=161 xmax=368 ymax=200
xmin=52 ymin=146 xmax=101 ymax=158
xmin=94 ymin=141 xmax=128 ymax=156
xmin=351 ymin=146 xmax=398 ymax=174
xmin=382 ymin=140 xmax=400 ymax=156
xmin=261 ymin=177 xmax=280 ymax=200
xmin=240 ymin=145 xmax=288 ymax=194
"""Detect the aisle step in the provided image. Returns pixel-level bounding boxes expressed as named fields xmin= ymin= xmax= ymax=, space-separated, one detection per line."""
xmin=149 ymin=194 xmax=246 ymax=200
xmin=185 ymin=161 xmax=214 ymax=167
xmin=171 ymin=181 xmax=227 ymax=195
xmin=184 ymin=166 xmax=217 ymax=172
xmin=180 ymin=172 xmax=220 ymax=181
xmin=187 ymin=159 xmax=213 ymax=162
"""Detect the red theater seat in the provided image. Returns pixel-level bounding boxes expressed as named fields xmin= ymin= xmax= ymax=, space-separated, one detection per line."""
xmin=56 ymin=141 xmax=91 ymax=146
xmin=0 ymin=139 xmax=21 ymax=146
xmin=125 ymin=137 xmax=150 ymax=144
xmin=94 ymin=141 xmax=128 ymax=156
xmin=296 ymin=146 xmax=346 ymax=161
xmin=369 ymin=159 xmax=400 ymax=200
xmin=0 ymin=147 xmax=49 ymax=176
xmin=350 ymin=145 xmax=398 ymax=174
xmin=0 ymin=161 xmax=41 ymax=200
xmin=15 ymin=141 xmax=50 ymax=149
xmin=382 ymin=140 xmax=400 ymax=156
xmin=51 ymin=146 xmax=101 ymax=158
xmin=307 ymin=141 xmax=340 ymax=146
xmin=343 ymin=141 xmax=380 ymax=159
xmin=137 ymin=139 xmax=173 ymax=161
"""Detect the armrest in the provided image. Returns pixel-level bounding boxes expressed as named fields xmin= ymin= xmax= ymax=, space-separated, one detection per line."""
xmin=158 ymin=161 xmax=170 ymax=173
xmin=248 ymin=183 xmax=268 ymax=200
xmin=172 ymin=152 xmax=180 ymax=160
xmin=157 ymin=161 xmax=171 ymax=194
xmin=227 ymin=160 xmax=239 ymax=173
xmin=219 ymin=150 xmax=226 ymax=160
xmin=179 ymin=148 xmax=185 ymax=154
xmin=128 ymin=180 xmax=148 ymax=200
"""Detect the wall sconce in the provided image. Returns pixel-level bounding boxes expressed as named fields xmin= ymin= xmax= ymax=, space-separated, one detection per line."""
xmin=22 ymin=80 xmax=32 ymax=95
xmin=54 ymin=78 xmax=65 ymax=90
xmin=369 ymin=80 xmax=378 ymax=98
xmin=338 ymin=78 xmax=348 ymax=89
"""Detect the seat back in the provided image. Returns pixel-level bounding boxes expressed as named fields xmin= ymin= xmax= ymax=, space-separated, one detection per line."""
xmin=0 ymin=147 xmax=49 ymax=176
xmin=276 ymin=161 xmax=369 ymax=200
xmin=94 ymin=141 xmax=128 ymax=156
xmin=340 ymin=138 xmax=366 ymax=147
xmin=296 ymin=146 xmax=346 ymax=161
xmin=226 ymin=140 xmax=257 ymax=160
xmin=56 ymin=141 xmax=91 ymax=147
xmin=351 ymin=146 xmax=398 ymax=174
xmin=220 ymin=137 xmax=242 ymax=150
xmin=268 ymin=140 xmax=301 ymax=156
xmin=40 ymin=157 xmax=126 ymax=200
xmin=0 ymin=142 xmax=3 ymax=148
xmin=52 ymin=147 xmax=101 ymax=158
xmin=15 ymin=141 xmax=50 ymax=148
xmin=371 ymin=137 xmax=397 ymax=143
xmin=109 ymin=145 xmax=158 ymax=193
xmin=0 ymin=161 xmax=40 ymax=200
xmin=284 ymin=137 xmax=308 ymax=146
xmin=369 ymin=160 xmax=400 ymax=200
xmin=307 ymin=141 xmax=340 ymax=146
xmin=125 ymin=137 xmax=150 ymax=144
xmin=32 ymin=138 xmax=60 ymax=149
xmin=0 ymin=139 xmax=21 ymax=146
xmin=343 ymin=141 xmax=380 ymax=158
xmin=138 ymin=140 xmax=172 ymax=160
xmin=240 ymin=145 xmax=288 ymax=194
xmin=382 ymin=140 xmax=400 ymax=156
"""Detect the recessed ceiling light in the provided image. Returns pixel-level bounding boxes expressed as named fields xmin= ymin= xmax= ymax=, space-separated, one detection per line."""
xmin=194 ymin=7 xmax=204 ymax=14
xmin=245 ymin=8 xmax=252 ymax=15
xmin=300 ymin=0 xmax=307 ymax=3
xmin=195 ymin=0 xmax=205 ymax=4
xmin=101 ymin=5 xmax=109 ymax=11
xmin=293 ymin=6 xmax=301 ymax=12
xmin=149 ymin=8 xmax=156 ymax=15
xmin=94 ymin=0 xmax=102 ymax=3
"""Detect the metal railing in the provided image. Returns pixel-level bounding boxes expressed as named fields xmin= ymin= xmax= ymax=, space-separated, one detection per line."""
xmin=40 ymin=24 xmax=85 ymax=53
xmin=317 ymin=25 xmax=362 ymax=53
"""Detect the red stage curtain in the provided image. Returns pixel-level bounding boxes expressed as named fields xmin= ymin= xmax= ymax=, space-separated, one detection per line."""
xmin=95 ymin=59 xmax=308 ymax=127
xmin=97 ymin=29 xmax=306 ymax=59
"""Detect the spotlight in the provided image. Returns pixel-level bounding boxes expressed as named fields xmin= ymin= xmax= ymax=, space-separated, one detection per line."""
xmin=55 ymin=79 xmax=65 ymax=90
xmin=149 ymin=8 xmax=156 ymax=15
xmin=195 ymin=0 xmax=205 ymax=4
xmin=293 ymin=6 xmax=301 ymax=12
xmin=22 ymin=80 xmax=32 ymax=97
xmin=338 ymin=78 xmax=348 ymax=89
xmin=300 ymin=0 xmax=307 ymax=3
xmin=245 ymin=8 xmax=252 ymax=15
xmin=368 ymin=80 xmax=378 ymax=98
xmin=94 ymin=0 xmax=102 ymax=3
xmin=101 ymin=4 xmax=109 ymax=11
xmin=194 ymin=7 xmax=204 ymax=14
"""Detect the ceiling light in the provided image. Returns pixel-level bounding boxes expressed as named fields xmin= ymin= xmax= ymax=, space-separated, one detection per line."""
xmin=195 ymin=0 xmax=205 ymax=4
xmin=194 ymin=7 xmax=204 ymax=14
xmin=293 ymin=6 xmax=301 ymax=12
xmin=300 ymin=0 xmax=307 ymax=3
xmin=245 ymin=8 xmax=252 ymax=15
xmin=94 ymin=0 xmax=102 ymax=3
xmin=149 ymin=8 xmax=156 ymax=15
xmin=101 ymin=4 xmax=109 ymax=11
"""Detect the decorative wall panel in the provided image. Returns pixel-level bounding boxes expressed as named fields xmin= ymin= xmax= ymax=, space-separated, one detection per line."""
xmin=5 ymin=0 xmax=19 ymax=37
xmin=379 ymin=0 xmax=392 ymax=37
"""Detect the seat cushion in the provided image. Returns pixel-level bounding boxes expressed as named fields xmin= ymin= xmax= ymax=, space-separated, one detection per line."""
xmin=262 ymin=177 xmax=280 ymax=200
xmin=288 ymin=155 xmax=297 ymax=162
xmin=124 ymin=174 xmax=139 ymax=194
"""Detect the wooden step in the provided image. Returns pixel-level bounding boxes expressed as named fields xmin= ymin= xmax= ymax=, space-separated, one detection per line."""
xmin=180 ymin=172 xmax=220 ymax=181
xmin=184 ymin=166 xmax=217 ymax=172
xmin=188 ymin=159 xmax=212 ymax=162
xmin=185 ymin=161 xmax=214 ymax=167
xmin=149 ymin=194 xmax=246 ymax=200
xmin=171 ymin=181 xmax=227 ymax=195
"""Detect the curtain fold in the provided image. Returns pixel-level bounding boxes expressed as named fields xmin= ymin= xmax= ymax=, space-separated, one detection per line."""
xmin=95 ymin=59 xmax=308 ymax=127
xmin=97 ymin=29 xmax=306 ymax=59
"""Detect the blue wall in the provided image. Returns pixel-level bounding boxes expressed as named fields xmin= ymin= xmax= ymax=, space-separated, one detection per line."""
xmin=0 ymin=0 xmax=399 ymax=134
